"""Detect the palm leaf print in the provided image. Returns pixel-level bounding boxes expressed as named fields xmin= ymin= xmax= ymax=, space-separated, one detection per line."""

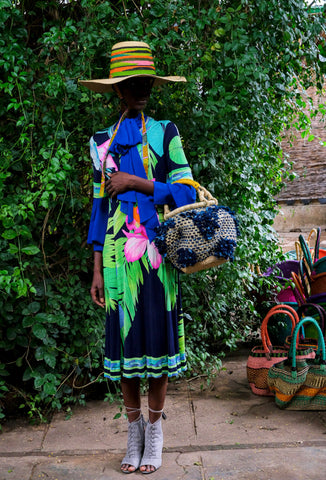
xmin=157 ymin=260 xmax=177 ymax=311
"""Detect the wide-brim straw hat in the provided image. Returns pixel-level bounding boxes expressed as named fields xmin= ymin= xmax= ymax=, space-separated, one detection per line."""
xmin=79 ymin=41 xmax=186 ymax=93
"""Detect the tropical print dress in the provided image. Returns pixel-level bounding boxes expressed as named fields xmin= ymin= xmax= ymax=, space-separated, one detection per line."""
xmin=87 ymin=113 xmax=195 ymax=381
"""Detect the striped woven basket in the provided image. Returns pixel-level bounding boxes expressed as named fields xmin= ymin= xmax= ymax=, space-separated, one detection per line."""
xmin=247 ymin=304 xmax=315 ymax=396
xmin=247 ymin=305 xmax=298 ymax=396
xmin=268 ymin=317 xmax=326 ymax=410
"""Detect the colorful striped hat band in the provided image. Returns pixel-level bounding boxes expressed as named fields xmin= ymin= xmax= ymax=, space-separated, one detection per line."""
xmin=79 ymin=41 xmax=186 ymax=93
xmin=110 ymin=43 xmax=156 ymax=79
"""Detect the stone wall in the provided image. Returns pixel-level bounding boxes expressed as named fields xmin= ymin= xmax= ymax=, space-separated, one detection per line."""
xmin=277 ymin=87 xmax=326 ymax=203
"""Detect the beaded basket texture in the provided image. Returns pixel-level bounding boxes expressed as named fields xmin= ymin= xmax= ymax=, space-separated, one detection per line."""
xmin=154 ymin=188 xmax=239 ymax=273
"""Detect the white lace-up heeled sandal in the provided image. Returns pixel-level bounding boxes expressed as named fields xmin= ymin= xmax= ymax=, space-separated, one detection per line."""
xmin=140 ymin=407 xmax=166 ymax=474
xmin=121 ymin=407 xmax=146 ymax=474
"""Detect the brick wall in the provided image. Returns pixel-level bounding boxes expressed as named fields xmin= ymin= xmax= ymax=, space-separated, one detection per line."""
xmin=277 ymin=87 xmax=326 ymax=203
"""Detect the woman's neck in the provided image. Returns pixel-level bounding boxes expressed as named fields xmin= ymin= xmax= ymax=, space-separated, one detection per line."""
xmin=125 ymin=109 xmax=142 ymax=118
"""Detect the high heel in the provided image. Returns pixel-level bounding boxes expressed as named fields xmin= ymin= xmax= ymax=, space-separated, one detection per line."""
xmin=121 ymin=408 xmax=145 ymax=474
xmin=140 ymin=407 xmax=164 ymax=474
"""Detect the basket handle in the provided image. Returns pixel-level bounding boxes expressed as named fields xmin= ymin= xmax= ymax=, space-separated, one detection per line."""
xmin=163 ymin=184 xmax=218 ymax=220
xmin=261 ymin=305 xmax=299 ymax=358
xmin=295 ymin=229 xmax=321 ymax=263
xmin=291 ymin=272 xmax=306 ymax=305
xmin=289 ymin=317 xmax=326 ymax=374
xmin=299 ymin=258 xmax=311 ymax=298
xmin=299 ymin=234 xmax=313 ymax=271
xmin=307 ymin=228 xmax=318 ymax=263
xmin=312 ymin=227 xmax=321 ymax=262
xmin=295 ymin=240 xmax=301 ymax=261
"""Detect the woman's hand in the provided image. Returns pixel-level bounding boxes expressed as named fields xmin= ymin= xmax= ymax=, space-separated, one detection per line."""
xmin=105 ymin=171 xmax=154 ymax=198
xmin=90 ymin=271 xmax=105 ymax=308
xmin=105 ymin=171 xmax=133 ymax=198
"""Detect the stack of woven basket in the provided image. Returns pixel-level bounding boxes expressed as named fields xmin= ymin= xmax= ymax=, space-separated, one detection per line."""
xmin=246 ymin=227 xmax=326 ymax=410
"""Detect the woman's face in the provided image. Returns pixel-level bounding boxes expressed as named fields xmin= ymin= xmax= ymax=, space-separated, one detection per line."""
xmin=118 ymin=77 xmax=154 ymax=115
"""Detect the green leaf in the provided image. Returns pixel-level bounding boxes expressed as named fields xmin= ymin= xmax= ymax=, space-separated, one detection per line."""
xmin=6 ymin=328 xmax=16 ymax=341
xmin=43 ymin=382 xmax=57 ymax=396
xmin=21 ymin=246 xmax=40 ymax=255
xmin=8 ymin=243 xmax=18 ymax=254
xmin=32 ymin=324 xmax=47 ymax=340
xmin=44 ymin=352 xmax=56 ymax=369
xmin=1 ymin=229 xmax=18 ymax=240
xmin=22 ymin=302 xmax=41 ymax=315
xmin=34 ymin=375 xmax=45 ymax=389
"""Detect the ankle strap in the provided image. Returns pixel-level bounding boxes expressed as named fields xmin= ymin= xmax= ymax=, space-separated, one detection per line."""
xmin=148 ymin=407 xmax=163 ymax=413
xmin=148 ymin=406 xmax=167 ymax=420
xmin=125 ymin=407 xmax=141 ymax=413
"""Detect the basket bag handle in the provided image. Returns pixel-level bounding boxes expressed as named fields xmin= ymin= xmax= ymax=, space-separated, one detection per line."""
xmin=297 ymin=303 xmax=326 ymax=335
xmin=313 ymin=227 xmax=321 ymax=262
xmin=261 ymin=305 xmax=299 ymax=360
xmin=296 ymin=229 xmax=320 ymax=263
xmin=289 ymin=317 xmax=326 ymax=376
xmin=163 ymin=183 xmax=218 ymax=220
xmin=299 ymin=258 xmax=311 ymax=298
xmin=307 ymin=228 xmax=319 ymax=263
xmin=291 ymin=271 xmax=306 ymax=305
xmin=299 ymin=234 xmax=314 ymax=271
xmin=295 ymin=240 xmax=302 ymax=261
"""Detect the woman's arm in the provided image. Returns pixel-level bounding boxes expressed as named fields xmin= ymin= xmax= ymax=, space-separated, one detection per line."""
xmin=105 ymin=171 xmax=154 ymax=198
xmin=90 ymin=251 xmax=105 ymax=308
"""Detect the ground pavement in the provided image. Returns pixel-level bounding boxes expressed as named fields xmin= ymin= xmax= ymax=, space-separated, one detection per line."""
xmin=1 ymin=349 xmax=326 ymax=480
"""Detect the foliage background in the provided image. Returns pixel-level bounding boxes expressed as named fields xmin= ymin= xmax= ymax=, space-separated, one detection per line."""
xmin=0 ymin=0 xmax=325 ymax=422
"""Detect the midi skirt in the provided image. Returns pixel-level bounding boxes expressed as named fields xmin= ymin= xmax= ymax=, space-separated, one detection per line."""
xmin=102 ymin=202 xmax=187 ymax=381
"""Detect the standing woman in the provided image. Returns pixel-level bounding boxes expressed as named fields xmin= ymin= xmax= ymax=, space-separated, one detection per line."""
xmin=80 ymin=41 xmax=196 ymax=474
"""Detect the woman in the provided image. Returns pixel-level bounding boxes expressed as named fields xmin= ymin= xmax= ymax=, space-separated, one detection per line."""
xmin=80 ymin=41 xmax=196 ymax=474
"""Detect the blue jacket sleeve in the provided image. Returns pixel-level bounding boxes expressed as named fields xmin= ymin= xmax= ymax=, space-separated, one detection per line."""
xmin=153 ymin=182 xmax=196 ymax=207
xmin=87 ymin=134 xmax=110 ymax=252
xmin=153 ymin=121 xmax=196 ymax=208
xmin=87 ymin=197 xmax=109 ymax=251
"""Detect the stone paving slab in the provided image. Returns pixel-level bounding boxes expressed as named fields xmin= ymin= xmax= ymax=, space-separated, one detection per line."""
xmin=42 ymin=401 xmax=125 ymax=454
xmin=0 ymin=457 xmax=35 ymax=480
xmin=2 ymin=446 xmax=326 ymax=480
xmin=191 ymin=396 xmax=326 ymax=447
xmin=0 ymin=452 xmax=203 ymax=480
xmin=198 ymin=446 xmax=326 ymax=480
xmin=2 ymin=352 xmax=326 ymax=480
xmin=0 ymin=423 xmax=46 ymax=454
xmin=41 ymin=393 xmax=196 ymax=454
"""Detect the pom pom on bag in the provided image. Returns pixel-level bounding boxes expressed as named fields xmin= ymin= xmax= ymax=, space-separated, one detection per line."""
xmin=154 ymin=185 xmax=239 ymax=274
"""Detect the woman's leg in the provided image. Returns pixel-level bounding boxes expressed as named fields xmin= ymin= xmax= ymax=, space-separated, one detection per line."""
xmin=147 ymin=374 xmax=168 ymax=423
xmin=121 ymin=376 xmax=141 ymax=421
xmin=120 ymin=376 xmax=143 ymax=473
xmin=140 ymin=374 xmax=168 ymax=473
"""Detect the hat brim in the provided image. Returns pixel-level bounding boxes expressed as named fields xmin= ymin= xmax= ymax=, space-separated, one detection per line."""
xmin=79 ymin=74 xmax=187 ymax=93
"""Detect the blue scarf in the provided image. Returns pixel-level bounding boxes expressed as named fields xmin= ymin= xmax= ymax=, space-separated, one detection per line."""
xmin=109 ymin=114 xmax=159 ymax=242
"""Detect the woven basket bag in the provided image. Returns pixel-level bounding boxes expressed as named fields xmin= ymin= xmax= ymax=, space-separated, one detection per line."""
xmin=154 ymin=185 xmax=239 ymax=274
xmin=268 ymin=317 xmax=326 ymax=410
xmin=247 ymin=304 xmax=315 ymax=397
xmin=247 ymin=305 xmax=299 ymax=396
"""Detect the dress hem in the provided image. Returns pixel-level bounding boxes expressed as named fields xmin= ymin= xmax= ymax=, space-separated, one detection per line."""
xmin=103 ymin=365 xmax=187 ymax=382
